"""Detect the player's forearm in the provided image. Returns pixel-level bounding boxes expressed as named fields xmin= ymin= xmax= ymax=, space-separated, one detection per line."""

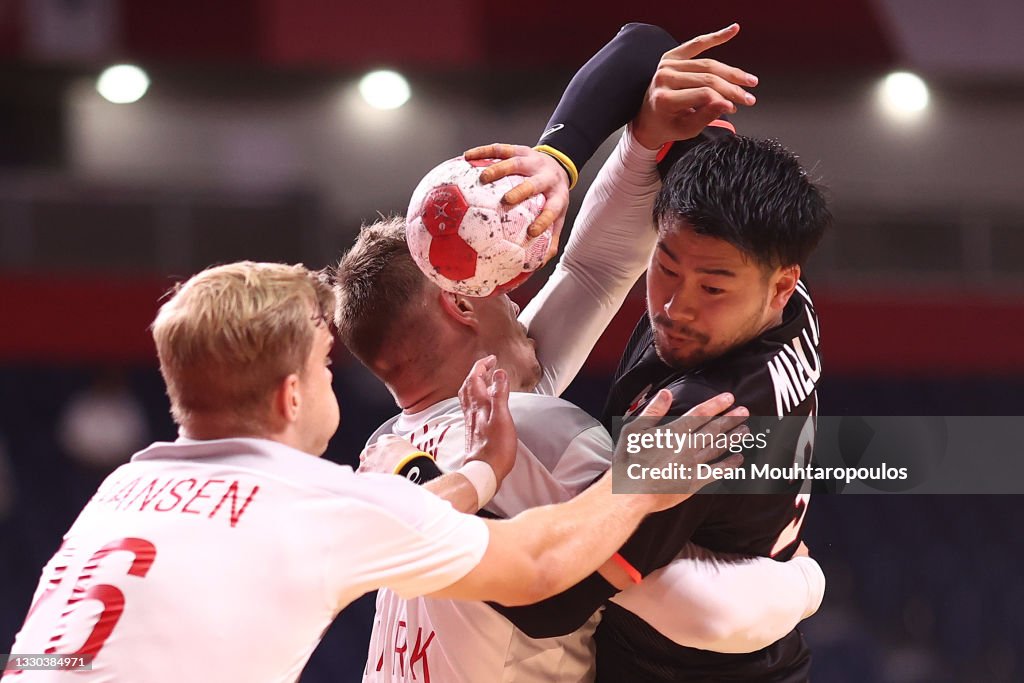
xmin=537 ymin=23 xmax=678 ymax=177
xmin=559 ymin=127 xmax=661 ymax=280
xmin=522 ymin=128 xmax=660 ymax=396
xmin=488 ymin=474 xmax=655 ymax=605
xmin=693 ymin=555 xmax=826 ymax=652
xmin=423 ymin=473 xmax=480 ymax=514
xmin=372 ymin=446 xmax=493 ymax=514
xmin=612 ymin=551 xmax=827 ymax=653
xmin=794 ymin=556 xmax=826 ymax=619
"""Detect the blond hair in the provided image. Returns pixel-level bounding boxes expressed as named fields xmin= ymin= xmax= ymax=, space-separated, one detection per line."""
xmin=152 ymin=261 xmax=335 ymax=431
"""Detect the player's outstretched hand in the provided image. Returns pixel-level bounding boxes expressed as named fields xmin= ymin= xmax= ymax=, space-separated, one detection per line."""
xmin=358 ymin=434 xmax=421 ymax=474
xmin=632 ymin=23 xmax=759 ymax=150
xmin=459 ymin=354 xmax=517 ymax=486
xmin=463 ymin=143 xmax=568 ymax=265
xmin=619 ymin=390 xmax=748 ymax=511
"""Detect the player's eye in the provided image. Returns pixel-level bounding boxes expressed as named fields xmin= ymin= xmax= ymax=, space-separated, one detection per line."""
xmin=658 ymin=262 xmax=678 ymax=278
xmin=702 ymin=285 xmax=725 ymax=295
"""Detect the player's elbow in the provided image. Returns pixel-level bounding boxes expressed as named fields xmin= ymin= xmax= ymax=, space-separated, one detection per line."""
xmin=688 ymin=617 xmax=767 ymax=653
xmin=491 ymin=561 xmax=560 ymax=607
xmin=672 ymin=593 xmax=782 ymax=652
xmin=617 ymin=23 xmax=674 ymax=45
xmin=684 ymin=610 xmax=784 ymax=653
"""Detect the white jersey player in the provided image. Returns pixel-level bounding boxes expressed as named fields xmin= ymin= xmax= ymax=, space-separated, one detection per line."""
xmin=6 ymin=437 xmax=492 ymax=683
xmin=364 ymin=393 xmax=611 ymax=682
xmin=3 ymin=261 xmax=743 ymax=682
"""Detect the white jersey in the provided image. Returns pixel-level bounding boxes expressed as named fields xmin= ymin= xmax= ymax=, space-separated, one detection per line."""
xmin=364 ymin=393 xmax=612 ymax=683
xmin=4 ymin=438 xmax=488 ymax=683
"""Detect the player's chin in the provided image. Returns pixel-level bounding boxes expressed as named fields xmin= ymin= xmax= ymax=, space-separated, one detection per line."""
xmin=515 ymin=358 xmax=543 ymax=392
xmin=654 ymin=338 xmax=705 ymax=370
xmin=529 ymin=361 xmax=543 ymax=390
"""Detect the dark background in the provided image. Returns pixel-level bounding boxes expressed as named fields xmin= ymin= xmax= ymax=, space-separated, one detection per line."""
xmin=1 ymin=1 xmax=1023 ymax=681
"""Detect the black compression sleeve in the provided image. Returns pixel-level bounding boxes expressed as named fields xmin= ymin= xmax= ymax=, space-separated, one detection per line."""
xmin=615 ymin=496 xmax=715 ymax=576
xmin=490 ymin=496 xmax=711 ymax=636
xmin=489 ymin=571 xmax=617 ymax=638
xmin=536 ymin=23 xmax=678 ymax=174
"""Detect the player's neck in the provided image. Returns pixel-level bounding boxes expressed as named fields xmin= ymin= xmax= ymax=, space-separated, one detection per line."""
xmin=179 ymin=419 xmax=267 ymax=443
xmin=179 ymin=412 xmax=287 ymax=448
xmin=756 ymin=308 xmax=786 ymax=337
xmin=393 ymin=377 xmax=463 ymax=415
xmin=179 ymin=421 xmax=320 ymax=456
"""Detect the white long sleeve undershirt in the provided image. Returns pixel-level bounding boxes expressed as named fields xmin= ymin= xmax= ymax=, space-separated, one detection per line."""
xmin=611 ymin=547 xmax=826 ymax=653
xmin=520 ymin=125 xmax=660 ymax=398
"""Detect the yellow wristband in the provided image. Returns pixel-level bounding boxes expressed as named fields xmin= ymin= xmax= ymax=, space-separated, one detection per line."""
xmin=534 ymin=145 xmax=579 ymax=190
xmin=392 ymin=450 xmax=434 ymax=475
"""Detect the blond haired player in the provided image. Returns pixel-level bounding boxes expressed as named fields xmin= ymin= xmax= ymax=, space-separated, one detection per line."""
xmin=3 ymin=261 xmax=741 ymax=682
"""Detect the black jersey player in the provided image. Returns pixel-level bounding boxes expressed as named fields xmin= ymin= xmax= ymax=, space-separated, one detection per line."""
xmin=486 ymin=23 xmax=831 ymax=682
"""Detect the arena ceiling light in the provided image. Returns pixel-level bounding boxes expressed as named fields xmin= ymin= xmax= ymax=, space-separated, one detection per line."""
xmin=358 ymin=70 xmax=411 ymax=110
xmin=877 ymin=71 xmax=930 ymax=120
xmin=96 ymin=64 xmax=150 ymax=104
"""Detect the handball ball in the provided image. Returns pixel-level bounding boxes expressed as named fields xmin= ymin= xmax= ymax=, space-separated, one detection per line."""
xmin=406 ymin=156 xmax=549 ymax=297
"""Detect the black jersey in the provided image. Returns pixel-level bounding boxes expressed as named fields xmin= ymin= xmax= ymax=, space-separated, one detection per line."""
xmin=594 ymin=280 xmax=821 ymax=682
xmin=493 ymin=283 xmax=821 ymax=649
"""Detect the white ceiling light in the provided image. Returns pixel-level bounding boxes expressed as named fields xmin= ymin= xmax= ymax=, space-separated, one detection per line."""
xmin=878 ymin=71 xmax=930 ymax=119
xmin=96 ymin=64 xmax=150 ymax=104
xmin=358 ymin=70 xmax=411 ymax=110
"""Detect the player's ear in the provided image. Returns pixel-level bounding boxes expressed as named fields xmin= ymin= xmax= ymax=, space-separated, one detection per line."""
xmin=769 ymin=265 xmax=800 ymax=311
xmin=273 ymin=373 xmax=302 ymax=425
xmin=437 ymin=291 xmax=480 ymax=330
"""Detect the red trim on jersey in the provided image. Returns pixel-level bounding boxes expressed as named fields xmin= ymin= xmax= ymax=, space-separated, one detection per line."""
xmin=655 ymin=142 xmax=673 ymax=163
xmin=655 ymin=120 xmax=737 ymax=163
xmin=611 ymin=553 xmax=643 ymax=584
xmin=707 ymin=119 xmax=736 ymax=134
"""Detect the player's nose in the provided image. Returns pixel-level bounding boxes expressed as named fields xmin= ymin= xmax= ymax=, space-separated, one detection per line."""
xmin=664 ymin=292 xmax=697 ymax=322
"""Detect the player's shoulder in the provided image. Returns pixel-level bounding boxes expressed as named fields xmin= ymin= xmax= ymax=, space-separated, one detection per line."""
xmin=626 ymin=314 xmax=654 ymax=350
xmin=670 ymin=356 xmax=782 ymax=419
xmin=508 ymin=392 xmax=610 ymax=474
xmin=130 ymin=437 xmax=365 ymax=498
xmin=366 ymin=413 xmax=401 ymax=445
xmin=614 ymin=315 xmax=656 ymax=379
xmin=511 ymin=392 xmax=604 ymax=441
xmin=510 ymin=391 xmax=597 ymax=419
xmin=118 ymin=439 xmax=457 ymax=545
xmin=662 ymin=377 xmax=728 ymax=416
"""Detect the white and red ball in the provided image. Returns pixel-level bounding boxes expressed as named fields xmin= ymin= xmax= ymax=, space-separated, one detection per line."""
xmin=406 ymin=156 xmax=549 ymax=297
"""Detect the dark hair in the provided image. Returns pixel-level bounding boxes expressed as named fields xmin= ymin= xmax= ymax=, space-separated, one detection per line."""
xmin=653 ymin=135 xmax=830 ymax=268
xmin=332 ymin=216 xmax=427 ymax=363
